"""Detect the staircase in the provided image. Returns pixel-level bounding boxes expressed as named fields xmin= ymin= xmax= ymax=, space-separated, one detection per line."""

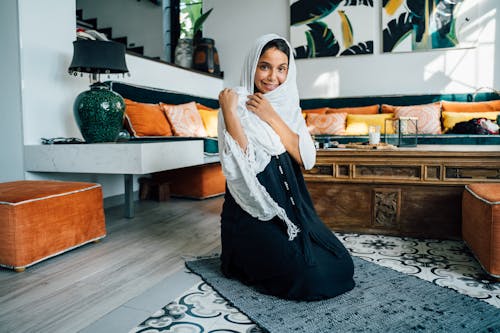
xmin=76 ymin=9 xmax=145 ymax=56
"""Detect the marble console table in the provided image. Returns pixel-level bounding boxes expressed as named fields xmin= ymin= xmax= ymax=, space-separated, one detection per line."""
xmin=24 ymin=141 xmax=219 ymax=217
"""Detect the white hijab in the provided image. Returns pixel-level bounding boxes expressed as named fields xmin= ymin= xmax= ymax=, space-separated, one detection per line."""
xmin=218 ymin=34 xmax=316 ymax=240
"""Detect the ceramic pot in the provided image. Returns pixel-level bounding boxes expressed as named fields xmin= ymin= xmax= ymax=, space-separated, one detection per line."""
xmin=73 ymin=83 xmax=125 ymax=143
xmin=193 ymin=38 xmax=220 ymax=75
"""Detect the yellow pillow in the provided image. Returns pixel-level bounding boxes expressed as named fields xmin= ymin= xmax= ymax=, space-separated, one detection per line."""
xmin=198 ymin=108 xmax=219 ymax=137
xmin=442 ymin=111 xmax=500 ymax=132
xmin=345 ymin=114 xmax=395 ymax=135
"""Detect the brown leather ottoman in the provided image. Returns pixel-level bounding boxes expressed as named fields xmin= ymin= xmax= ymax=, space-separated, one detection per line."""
xmin=0 ymin=180 xmax=106 ymax=272
xmin=151 ymin=162 xmax=225 ymax=199
xmin=462 ymin=183 xmax=500 ymax=278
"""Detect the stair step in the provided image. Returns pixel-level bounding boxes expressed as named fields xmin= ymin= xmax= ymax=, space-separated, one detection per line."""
xmin=75 ymin=9 xmax=146 ymax=57
xmin=98 ymin=27 xmax=113 ymax=39
xmin=77 ymin=20 xmax=94 ymax=30
xmin=128 ymin=46 xmax=144 ymax=55
xmin=82 ymin=17 xmax=97 ymax=29
xmin=113 ymin=36 xmax=128 ymax=46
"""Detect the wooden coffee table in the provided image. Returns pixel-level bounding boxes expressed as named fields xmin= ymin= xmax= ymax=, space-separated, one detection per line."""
xmin=303 ymin=145 xmax=500 ymax=239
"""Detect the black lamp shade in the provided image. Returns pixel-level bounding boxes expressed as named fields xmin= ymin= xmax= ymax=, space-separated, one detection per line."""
xmin=68 ymin=40 xmax=129 ymax=75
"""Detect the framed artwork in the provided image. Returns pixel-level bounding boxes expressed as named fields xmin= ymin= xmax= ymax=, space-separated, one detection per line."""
xmin=382 ymin=0 xmax=478 ymax=53
xmin=290 ymin=0 xmax=375 ymax=59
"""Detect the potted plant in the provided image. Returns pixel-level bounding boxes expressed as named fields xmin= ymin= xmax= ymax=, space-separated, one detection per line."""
xmin=174 ymin=6 xmax=213 ymax=69
xmin=191 ymin=9 xmax=220 ymax=75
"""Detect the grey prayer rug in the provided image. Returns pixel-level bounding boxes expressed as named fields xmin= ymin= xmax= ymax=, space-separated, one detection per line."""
xmin=185 ymin=256 xmax=500 ymax=333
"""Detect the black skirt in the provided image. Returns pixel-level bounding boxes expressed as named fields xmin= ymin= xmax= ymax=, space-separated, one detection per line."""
xmin=220 ymin=152 xmax=355 ymax=301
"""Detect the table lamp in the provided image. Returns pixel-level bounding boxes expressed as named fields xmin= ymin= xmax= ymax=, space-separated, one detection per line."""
xmin=68 ymin=40 xmax=129 ymax=143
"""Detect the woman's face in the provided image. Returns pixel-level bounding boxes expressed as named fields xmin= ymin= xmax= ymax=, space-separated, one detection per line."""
xmin=254 ymin=47 xmax=288 ymax=94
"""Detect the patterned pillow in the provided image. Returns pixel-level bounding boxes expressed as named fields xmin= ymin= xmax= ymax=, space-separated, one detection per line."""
xmin=161 ymin=102 xmax=208 ymax=137
xmin=306 ymin=113 xmax=347 ymax=135
xmin=392 ymin=103 xmax=442 ymax=134
xmin=124 ymin=99 xmax=172 ymax=137
xmin=326 ymin=105 xmax=379 ymax=114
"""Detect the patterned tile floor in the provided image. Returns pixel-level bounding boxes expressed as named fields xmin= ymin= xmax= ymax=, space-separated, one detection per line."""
xmin=129 ymin=233 xmax=500 ymax=333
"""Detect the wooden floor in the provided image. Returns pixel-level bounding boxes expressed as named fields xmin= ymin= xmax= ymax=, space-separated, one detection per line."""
xmin=0 ymin=196 xmax=223 ymax=333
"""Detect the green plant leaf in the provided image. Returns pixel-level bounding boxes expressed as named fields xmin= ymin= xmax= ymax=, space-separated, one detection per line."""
xmin=305 ymin=30 xmax=316 ymax=57
xmin=382 ymin=12 xmax=413 ymax=52
xmin=294 ymin=21 xmax=339 ymax=58
xmin=193 ymin=8 xmax=213 ymax=38
xmin=340 ymin=40 xmax=373 ymax=55
xmin=291 ymin=0 xmax=342 ymax=26
xmin=344 ymin=0 xmax=373 ymax=6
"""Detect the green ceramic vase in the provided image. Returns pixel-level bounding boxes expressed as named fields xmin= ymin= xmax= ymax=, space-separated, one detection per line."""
xmin=73 ymin=83 xmax=125 ymax=143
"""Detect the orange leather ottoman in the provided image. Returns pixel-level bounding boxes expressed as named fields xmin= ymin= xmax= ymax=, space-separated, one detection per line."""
xmin=462 ymin=183 xmax=500 ymax=278
xmin=0 ymin=180 xmax=106 ymax=272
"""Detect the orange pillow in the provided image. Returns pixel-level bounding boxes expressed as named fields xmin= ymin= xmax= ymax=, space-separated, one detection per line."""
xmin=302 ymin=107 xmax=328 ymax=114
xmin=390 ymin=103 xmax=442 ymax=134
xmin=441 ymin=100 xmax=500 ymax=112
xmin=306 ymin=113 xmax=347 ymax=135
xmin=161 ymin=102 xmax=207 ymax=137
xmin=381 ymin=104 xmax=397 ymax=114
xmin=124 ymin=99 xmax=172 ymax=137
xmin=326 ymin=105 xmax=379 ymax=114
xmin=302 ymin=107 xmax=328 ymax=120
xmin=196 ymin=102 xmax=218 ymax=111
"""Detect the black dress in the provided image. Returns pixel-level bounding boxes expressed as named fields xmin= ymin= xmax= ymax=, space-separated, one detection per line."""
xmin=220 ymin=152 xmax=355 ymax=301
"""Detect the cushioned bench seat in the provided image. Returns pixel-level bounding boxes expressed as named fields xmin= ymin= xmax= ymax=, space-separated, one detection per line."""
xmin=0 ymin=180 xmax=106 ymax=272
xmin=314 ymin=134 xmax=500 ymax=145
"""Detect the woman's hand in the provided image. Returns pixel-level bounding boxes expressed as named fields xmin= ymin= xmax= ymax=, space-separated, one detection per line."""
xmin=219 ymin=88 xmax=248 ymax=150
xmin=246 ymin=93 xmax=304 ymax=166
xmin=245 ymin=92 xmax=277 ymax=123
xmin=219 ymin=88 xmax=238 ymax=114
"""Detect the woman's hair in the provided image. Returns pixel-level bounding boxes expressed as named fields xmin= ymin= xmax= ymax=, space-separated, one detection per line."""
xmin=260 ymin=38 xmax=290 ymax=61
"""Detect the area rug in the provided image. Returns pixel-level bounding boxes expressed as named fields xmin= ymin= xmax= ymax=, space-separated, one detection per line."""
xmin=185 ymin=256 xmax=500 ymax=333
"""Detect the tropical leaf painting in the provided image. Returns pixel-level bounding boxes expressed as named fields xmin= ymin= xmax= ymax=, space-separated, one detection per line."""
xmin=290 ymin=0 xmax=374 ymax=59
xmin=382 ymin=0 xmax=478 ymax=53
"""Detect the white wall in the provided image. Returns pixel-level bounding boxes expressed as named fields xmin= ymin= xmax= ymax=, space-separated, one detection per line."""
xmin=76 ymin=0 xmax=164 ymax=60
xmin=206 ymin=0 xmax=499 ymax=99
xmin=13 ymin=0 xmax=223 ymax=198
xmin=0 ymin=1 xmax=24 ymax=182
xmin=4 ymin=0 xmax=498 ymax=196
